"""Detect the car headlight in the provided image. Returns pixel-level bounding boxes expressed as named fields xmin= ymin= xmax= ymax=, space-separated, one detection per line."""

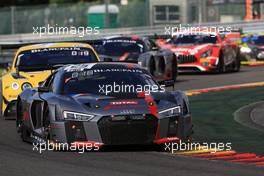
xmin=200 ymin=49 xmax=212 ymax=58
xmin=159 ymin=106 xmax=181 ymax=116
xmin=22 ymin=82 xmax=32 ymax=90
xmin=240 ymin=47 xmax=252 ymax=53
xmin=63 ymin=111 xmax=94 ymax=121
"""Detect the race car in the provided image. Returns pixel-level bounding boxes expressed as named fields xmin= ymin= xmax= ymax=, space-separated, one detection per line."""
xmin=1 ymin=42 xmax=99 ymax=119
xmin=16 ymin=62 xmax=192 ymax=148
xmin=156 ymin=30 xmax=240 ymax=73
xmin=240 ymin=33 xmax=264 ymax=61
xmin=92 ymin=35 xmax=178 ymax=82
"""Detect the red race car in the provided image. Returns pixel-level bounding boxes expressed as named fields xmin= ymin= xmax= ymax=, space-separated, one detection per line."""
xmin=156 ymin=30 xmax=240 ymax=73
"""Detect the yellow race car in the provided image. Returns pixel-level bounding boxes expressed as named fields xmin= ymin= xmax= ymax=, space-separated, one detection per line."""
xmin=1 ymin=42 xmax=100 ymax=119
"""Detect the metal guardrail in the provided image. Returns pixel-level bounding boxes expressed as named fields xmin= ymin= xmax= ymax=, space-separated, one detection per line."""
xmin=0 ymin=20 xmax=264 ymax=63
xmin=0 ymin=20 xmax=264 ymax=44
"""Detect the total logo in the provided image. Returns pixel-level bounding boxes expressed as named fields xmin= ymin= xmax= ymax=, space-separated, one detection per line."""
xmin=110 ymin=101 xmax=138 ymax=105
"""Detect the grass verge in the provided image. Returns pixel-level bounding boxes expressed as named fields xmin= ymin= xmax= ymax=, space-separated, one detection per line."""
xmin=190 ymin=86 xmax=264 ymax=154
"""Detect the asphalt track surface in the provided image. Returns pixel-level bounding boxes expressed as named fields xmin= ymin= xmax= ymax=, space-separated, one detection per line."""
xmin=1 ymin=66 xmax=264 ymax=176
xmin=176 ymin=66 xmax=264 ymax=91
xmin=234 ymin=101 xmax=264 ymax=133
xmin=251 ymin=102 xmax=264 ymax=127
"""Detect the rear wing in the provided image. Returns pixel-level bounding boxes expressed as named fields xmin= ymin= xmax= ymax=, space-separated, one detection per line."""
xmin=218 ymin=28 xmax=243 ymax=44
xmin=146 ymin=34 xmax=171 ymax=40
xmin=224 ymin=28 xmax=242 ymax=34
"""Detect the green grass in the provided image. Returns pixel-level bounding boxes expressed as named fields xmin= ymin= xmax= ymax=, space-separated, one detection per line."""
xmin=190 ymin=86 xmax=264 ymax=154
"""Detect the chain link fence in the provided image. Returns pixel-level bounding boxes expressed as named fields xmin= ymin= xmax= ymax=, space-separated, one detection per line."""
xmin=0 ymin=1 xmax=148 ymax=35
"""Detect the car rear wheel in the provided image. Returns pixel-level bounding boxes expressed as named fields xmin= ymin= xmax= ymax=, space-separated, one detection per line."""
xmin=147 ymin=56 xmax=156 ymax=76
xmin=0 ymin=80 xmax=3 ymax=118
xmin=157 ymin=56 xmax=165 ymax=74
xmin=172 ymin=56 xmax=178 ymax=82
xmin=233 ymin=50 xmax=241 ymax=72
xmin=216 ymin=54 xmax=226 ymax=73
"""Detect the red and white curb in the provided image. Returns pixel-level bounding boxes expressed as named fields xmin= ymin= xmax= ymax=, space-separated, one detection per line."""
xmin=185 ymin=82 xmax=264 ymax=96
xmin=174 ymin=149 xmax=264 ymax=167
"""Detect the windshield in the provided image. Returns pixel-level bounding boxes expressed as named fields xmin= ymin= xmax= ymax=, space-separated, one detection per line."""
xmin=96 ymin=40 xmax=145 ymax=57
xmin=63 ymin=68 xmax=158 ymax=96
xmin=169 ymin=34 xmax=217 ymax=45
xmin=251 ymin=36 xmax=264 ymax=45
xmin=16 ymin=47 xmax=98 ymax=71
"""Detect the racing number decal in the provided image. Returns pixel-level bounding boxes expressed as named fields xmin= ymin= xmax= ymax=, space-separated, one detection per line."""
xmin=71 ymin=50 xmax=89 ymax=56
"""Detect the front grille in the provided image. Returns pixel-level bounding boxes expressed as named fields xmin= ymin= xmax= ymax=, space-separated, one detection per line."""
xmin=177 ymin=55 xmax=197 ymax=64
xmin=98 ymin=114 xmax=158 ymax=145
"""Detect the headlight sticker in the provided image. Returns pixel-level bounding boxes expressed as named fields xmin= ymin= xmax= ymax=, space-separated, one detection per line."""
xmin=11 ymin=82 xmax=19 ymax=90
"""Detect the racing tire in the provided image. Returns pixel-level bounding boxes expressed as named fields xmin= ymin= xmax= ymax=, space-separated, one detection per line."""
xmin=147 ymin=56 xmax=156 ymax=76
xmin=0 ymin=80 xmax=2 ymax=118
xmin=171 ymin=55 xmax=178 ymax=82
xmin=233 ymin=50 xmax=241 ymax=72
xmin=16 ymin=100 xmax=30 ymax=142
xmin=216 ymin=53 xmax=226 ymax=73
xmin=157 ymin=56 xmax=165 ymax=76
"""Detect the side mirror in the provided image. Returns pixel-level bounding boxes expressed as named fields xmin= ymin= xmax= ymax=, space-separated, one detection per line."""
xmin=37 ymin=87 xmax=50 ymax=93
xmin=38 ymin=81 xmax=45 ymax=87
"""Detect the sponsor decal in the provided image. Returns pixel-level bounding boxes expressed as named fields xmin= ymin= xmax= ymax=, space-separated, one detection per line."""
xmin=110 ymin=101 xmax=138 ymax=105
xmin=64 ymin=63 xmax=97 ymax=72
xmin=103 ymin=39 xmax=137 ymax=44
xmin=31 ymin=47 xmax=83 ymax=53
